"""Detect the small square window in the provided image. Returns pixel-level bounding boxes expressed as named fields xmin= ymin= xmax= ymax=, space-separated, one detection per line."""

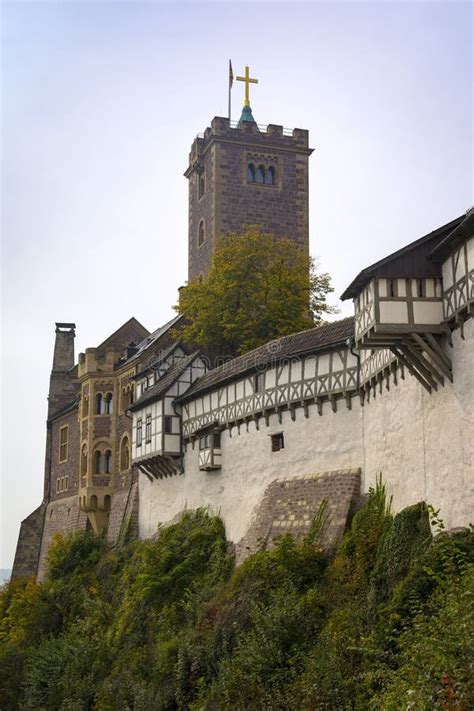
xmin=213 ymin=432 xmax=221 ymax=449
xmin=271 ymin=432 xmax=284 ymax=452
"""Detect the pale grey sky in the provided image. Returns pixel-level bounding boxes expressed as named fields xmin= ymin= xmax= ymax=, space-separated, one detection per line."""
xmin=1 ymin=1 xmax=472 ymax=568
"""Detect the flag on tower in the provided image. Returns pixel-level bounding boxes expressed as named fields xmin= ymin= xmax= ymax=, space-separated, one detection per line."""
xmin=229 ymin=59 xmax=234 ymax=88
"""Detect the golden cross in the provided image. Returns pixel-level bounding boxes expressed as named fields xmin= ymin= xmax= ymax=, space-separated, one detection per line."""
xmin=236 ymin=65 xmax=258 ymax=107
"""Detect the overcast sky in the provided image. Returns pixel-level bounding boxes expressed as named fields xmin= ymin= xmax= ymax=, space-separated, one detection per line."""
xmin=1 ymin=1 xmax=472 ymax=569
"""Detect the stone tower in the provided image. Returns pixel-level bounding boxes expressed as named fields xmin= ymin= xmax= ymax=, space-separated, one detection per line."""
xmin=185 ymin=111 xmax=313 ymax=282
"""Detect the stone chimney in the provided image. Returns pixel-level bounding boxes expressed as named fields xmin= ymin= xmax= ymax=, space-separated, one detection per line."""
xmin=48 ymin=323 xmax=78 ymax=418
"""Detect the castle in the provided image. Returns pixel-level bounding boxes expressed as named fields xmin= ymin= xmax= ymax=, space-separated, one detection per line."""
xmin=12 ymin=73 xmax=474 ymax=580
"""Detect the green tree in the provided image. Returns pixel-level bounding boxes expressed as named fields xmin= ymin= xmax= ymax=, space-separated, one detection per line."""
xmin=176 ymin=228 xmax=335 ymax=355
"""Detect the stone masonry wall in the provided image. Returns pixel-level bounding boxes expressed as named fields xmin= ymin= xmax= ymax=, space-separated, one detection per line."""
xmin=235 ymin=469 xmax=361 ymax=562
xmin=11 ymin=503 xmax=47 ymax=579
xmin=187 ymin=118 xmax=311 ymax=281
xmin=37 ymin=495 xmax=89 ymax=581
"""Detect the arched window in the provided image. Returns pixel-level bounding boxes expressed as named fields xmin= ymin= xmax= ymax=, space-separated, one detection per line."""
xmin=247 ymin=163 xmax=255 ymax=182
xmin=198 ymin=221 xmax=205 ymax=247
xmin=265 ymin=166 xmax=275 ymax=185
xmin=90 ymin=495 xmax=98 ymax=512
xmin=82 ymin=396 xmax=89 ymax=417
xmin=95 ymin=393 xmax=103 ymax=415
xmin=255 ymin=165 xmax=265 ymax=183
xmin=104 ymin=393 xmax=113 ymax=414
xmin=95 ymin=450 xmax=102 ymax=474
xmin=104 ymin=450 xmax=112 ymax=474
xmin=120 ymin=436 xmax=130 ymax=472
xmin=198 ymin=174 xmax=205 ymax=199
xmin=81 ymin=444 xmax=88 ymax=476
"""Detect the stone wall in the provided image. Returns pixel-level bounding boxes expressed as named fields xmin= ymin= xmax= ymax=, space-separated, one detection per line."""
xmin=37 ymin=495 xmax=89 ymax=581
xmin=235 ymin=469 xmax=361 ymax=562
xmin=11 ymin=503 xmax=47 ymax=579
xmin=107 ymin=478 xmax=139 ymax=544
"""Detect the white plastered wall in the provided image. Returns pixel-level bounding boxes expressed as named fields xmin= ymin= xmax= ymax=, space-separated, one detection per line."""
xmin=139 ymin=320 xmax=473 ymax=542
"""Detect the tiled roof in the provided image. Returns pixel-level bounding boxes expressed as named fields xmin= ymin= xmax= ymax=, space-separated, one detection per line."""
xmin=130 ymin=352 xmax=200 ymax=411
xmin=178 ymin=318 xmax=355 ymax=402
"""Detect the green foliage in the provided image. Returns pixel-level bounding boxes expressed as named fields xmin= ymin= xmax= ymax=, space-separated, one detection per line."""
xmin=1 ymin=492 xmax=473 ymax=711
xmin=176 ymin=227 xmax=335 ymax=355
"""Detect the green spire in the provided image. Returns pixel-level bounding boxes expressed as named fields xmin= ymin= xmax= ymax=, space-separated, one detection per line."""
xmin=237 ymin=104 xmax=258 ymax=128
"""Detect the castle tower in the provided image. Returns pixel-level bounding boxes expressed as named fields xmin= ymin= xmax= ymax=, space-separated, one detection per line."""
xmin=185 ymin=67 xmax=314 ymax=281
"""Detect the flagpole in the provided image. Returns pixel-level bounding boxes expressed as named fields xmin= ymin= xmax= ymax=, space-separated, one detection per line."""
xmin=228 ymin=59 xmax=233 ymax=121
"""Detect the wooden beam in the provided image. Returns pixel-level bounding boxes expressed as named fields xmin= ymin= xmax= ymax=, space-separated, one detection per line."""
xmin=412 ymin=333 xmax=452 ymax=382
xmin=303 ymin=400 xmax=309 ymax=418
xmin=425 ymin=332 xmax=451 ymax=368
xmin=391 ymin=347 xmax=432 ymax=393
xmin=329 ymin=395 xmax=337 ymax=413
xmin=403 ymin=341 xmax=445 ymax=387
xmin=316 ymin=397 xmax=323 ymax=416
xmin=345 ymin=393 xmax=352 ymax=410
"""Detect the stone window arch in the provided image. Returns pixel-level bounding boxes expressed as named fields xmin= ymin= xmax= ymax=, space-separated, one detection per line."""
xmin=94 ymin=450 xmax=102 ymax=474
xmin=90 ymin=495 xmax=98 ymax=511
xmin=104 ymin=450 xmax=112 ymax=474
xmin=247 ymin=163 xmax=256 ymax=182
xmin=255 ymin=165 xmax=265 ymax=183
xmin=121 ymin=384 xmax=134 ymax=412
xmin=265 ymin=166 xmax=275 ymax=185
xmin=82 ymin=395 xmax=89 ymax=417
xmin=104 ymin=392 xmax=113 ymax=414
xmin=120 ymin=434 xmax=130 ymax=472
xmin=197 ymin=220 xmax=205 ymax=247
xmin=198 ymin=174 xmax=205 ymax=199
xmin=95 ymin=393 xmax=103 ymax=415
xmin=81 ymin=444 xmax=88 ymax=476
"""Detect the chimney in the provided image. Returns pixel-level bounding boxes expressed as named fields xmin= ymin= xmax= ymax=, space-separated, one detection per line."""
xmin=48 ymin=323 xmax=78 ymax=418
xmin=52 ymin=323 xmax=76 ymax=372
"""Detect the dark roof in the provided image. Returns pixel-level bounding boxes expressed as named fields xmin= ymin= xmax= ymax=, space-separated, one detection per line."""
xmin=48 ymin=398 xmax=79 ymax=423
xmin=430 ymin=208 xmax=474 ymax=262
xmin=126 ymin=315 xmax=183 ymax=364
xmin=178 ymin=318 xmax=355 ymax=403
xmin=130 ymin=341 xmax=184 ymax=380
xmin=129 ymin=352 xmax=200 ymax=411
xmin=341 ymin=215 xmax=464 ymax=300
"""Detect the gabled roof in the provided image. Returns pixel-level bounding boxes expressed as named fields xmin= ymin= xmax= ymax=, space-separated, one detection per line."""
xmin=178 ymin=318 xmax=355 ymax=403
xmin=129 ymin=352 xmax=201 ymax=411
xmin=96 ymin=317 xmax=150 ymax=355
xmin=430 ymin=208 xmax=474 ymax=262
xmin=340 ymin=215 xmax=464 ymax=301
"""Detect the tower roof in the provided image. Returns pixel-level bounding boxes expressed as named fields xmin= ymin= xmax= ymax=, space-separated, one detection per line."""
xmin=237 ymin=104 xmax=258 ymax=127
